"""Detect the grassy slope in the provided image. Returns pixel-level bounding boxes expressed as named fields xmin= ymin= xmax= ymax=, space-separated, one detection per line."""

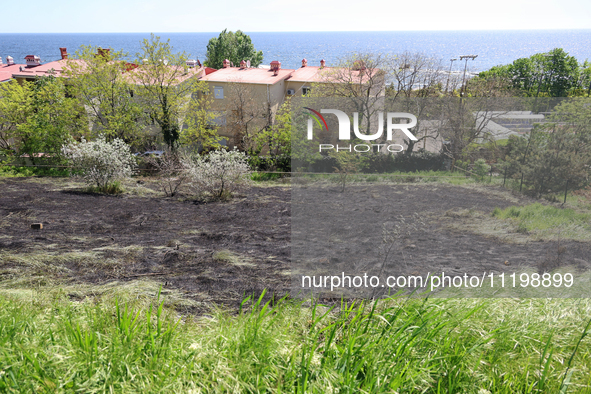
xmin=1 ymin=291 xmax=590 ymax=393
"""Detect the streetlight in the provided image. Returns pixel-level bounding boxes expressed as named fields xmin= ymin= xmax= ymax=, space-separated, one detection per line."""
xmin=459 ymin=55 xmax=478 ymax=97
xmin=446 ymin=58 xmax=457 ymax=94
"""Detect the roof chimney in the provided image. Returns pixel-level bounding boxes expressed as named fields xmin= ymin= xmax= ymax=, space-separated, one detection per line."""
xmin=97 ymin=48 xmax=110 ymax=59
xmin=301 ymin=58 xmax=307 ymax=68
xmin=125 ymin=63 xmax=138 ymax=72
xmin=6 ymin=56 xmax=14 ymax=65
xmin=186 ymin=59 xmax=197 ymax=68
xmin=352 ymin=60 xmax=366 ymax=71
xmin=320 ymin=59 xmax=326 ymax=68
xmin=222 ymin=59 xmax=230 ymax=68
xmin=0 ymin=57 xmax=3 ymax=65
xmin=59 ymin=47 xmax=68 ymax=60
xmin=270 ymin=60 xmax=281 ymax=76
xmin=240 ymin=60 xmax=247 ymax=69
xmin=25 ymin=55 xmax=41 ymax=67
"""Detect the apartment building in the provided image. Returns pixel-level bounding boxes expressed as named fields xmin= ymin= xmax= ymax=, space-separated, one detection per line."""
xmin=2 ymin=47 xmax=385 ymax=150
xmin=200 ymin=58 xmax=384 ymax=147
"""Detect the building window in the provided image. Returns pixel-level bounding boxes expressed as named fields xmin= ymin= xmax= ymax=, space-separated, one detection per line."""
xmin=214 ymin=86 xmax=224 ymax=99
xmin=208 ymin=112 xmax=226 ymax=126
xmin=302 ymin=87 xmax=311 ymax=96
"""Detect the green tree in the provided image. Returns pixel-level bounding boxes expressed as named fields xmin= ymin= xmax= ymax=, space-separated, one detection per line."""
xmin=499 ymin=135 xmax=529 ymax=186
xmin=204 ymin=29 xmax=263 ymax=69
xmin=476 ymin=48 xmax=581 ymax=98
xmin=252 ymin=99 xmax=291 ymax=170
xmin=540 ymin=48 xmax=580 ymax=97
xmin=574 ymin=60 xmax=591 ymax=96
xmin=504 ymin=99 xmax=591 ymax=197
xmin=467 ymin=64 xmax=516 ymax=97
xmin=0 ymin=79 xmax=30 ymax=156
xmin=0 ymin=77 xmax=85 ymax=161
xmin=64 ymin=45 xmax=144 ymax=146
xmin=132 ymin=34 xmax=211 ymax=150
xmin=179 ymin=85 xmax=221 ymax=152
xmin=523 ymin=124 xmax=589 ymax=197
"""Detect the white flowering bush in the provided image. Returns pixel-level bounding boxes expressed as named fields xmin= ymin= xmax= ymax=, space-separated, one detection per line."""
xmin=62 ymin=135 xmax=136 ymax=192
xmin=185 ymin=149 xmax=252 ymax=200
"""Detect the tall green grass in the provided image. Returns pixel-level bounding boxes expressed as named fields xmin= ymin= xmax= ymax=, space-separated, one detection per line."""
xmin=1 ymin=290 xmax=590 ymax=393
xmin=492 ymin=203 xmax=591 ymax=239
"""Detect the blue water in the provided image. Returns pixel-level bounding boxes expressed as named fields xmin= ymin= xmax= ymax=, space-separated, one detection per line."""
xmin=1 ymin=30 xmax=590 ymax=72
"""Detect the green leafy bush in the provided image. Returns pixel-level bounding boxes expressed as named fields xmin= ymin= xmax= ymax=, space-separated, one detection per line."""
xmin=473 ymin=158 xmax=491 ymax=180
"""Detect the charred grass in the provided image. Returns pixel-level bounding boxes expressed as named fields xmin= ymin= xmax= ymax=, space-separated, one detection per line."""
xmin=1 ymin=177 xmax=591 ymax=392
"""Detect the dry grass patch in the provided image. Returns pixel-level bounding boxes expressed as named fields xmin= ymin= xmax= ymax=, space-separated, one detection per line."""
xmin=213 ymin=249 xmax=256 ymax=267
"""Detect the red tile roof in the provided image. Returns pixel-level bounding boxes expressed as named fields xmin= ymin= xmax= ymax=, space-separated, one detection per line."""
xmin=288 ymin=66 xmax=329 ymax=83
xmin=200 ymin=65 xmax=374 ymax=86
xmin=2 ymin=56 xmax=203 ymax=86
xmin=0 ymin=63 xmax=23 ymax=82
xmin=288 ymin=66 xmax=378 ymax=84
xmin=201 ymin=67 xmax=293 ymax=85
xmin=9 ymin=59 xmax=76 ymax=79
xmin=1 ymin=56 xmax=378 ymax=88
xmin=125 ymin=65 xmax=204 ymax=86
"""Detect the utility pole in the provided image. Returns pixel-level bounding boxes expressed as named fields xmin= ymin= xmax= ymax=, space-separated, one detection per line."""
xmin=459 ymin=55 xmax=478 ymax=97
xmin=454 ymin=55 xmax=477 ymax=174
xmin=446 ymin=58 xmax=457 ymax=94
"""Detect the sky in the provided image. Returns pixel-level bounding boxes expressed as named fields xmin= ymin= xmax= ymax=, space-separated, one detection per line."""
xmin=1 ymin=0 xmax=590 ymax=33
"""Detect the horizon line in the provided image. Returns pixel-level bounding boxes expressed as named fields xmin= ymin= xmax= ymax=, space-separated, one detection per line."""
xmin=1 ymin=28 xmax=591 ymax=34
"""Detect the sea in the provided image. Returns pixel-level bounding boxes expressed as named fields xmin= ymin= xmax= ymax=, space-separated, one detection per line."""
xmin=1 ymin=30 xmax=591 ymax=73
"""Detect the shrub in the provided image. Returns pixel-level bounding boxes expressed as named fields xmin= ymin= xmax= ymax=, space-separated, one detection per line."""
xmin=145 ymin=150 xmax=191 ymax=197
xmin=185 ymin=149 xmax=252 ymax=200
xmin=455 ymin=160 xmax=469 ymax=171
xmin=248 ymin=155 xmax=291 ymax=172
xmin=62 ymin=135 xmax=136 ymax=192
xmin=86 ymin=180 xmax=125 ymax=195
xmin=473 ymin=158 xmax=491 ymax=180
xmin=251 ymin=172 xmax=284 ymax=182
xmin=390 ymin=151 xmax=447 ymax=173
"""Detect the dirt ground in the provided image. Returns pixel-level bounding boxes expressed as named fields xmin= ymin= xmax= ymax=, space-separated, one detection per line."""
xmin=1 ymin=177 xmax=590 ymax=311
xmin=0 ymin=177 xmax=291 ymax=312
xmin=292 ymin=181 xmax=591 ymax=298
